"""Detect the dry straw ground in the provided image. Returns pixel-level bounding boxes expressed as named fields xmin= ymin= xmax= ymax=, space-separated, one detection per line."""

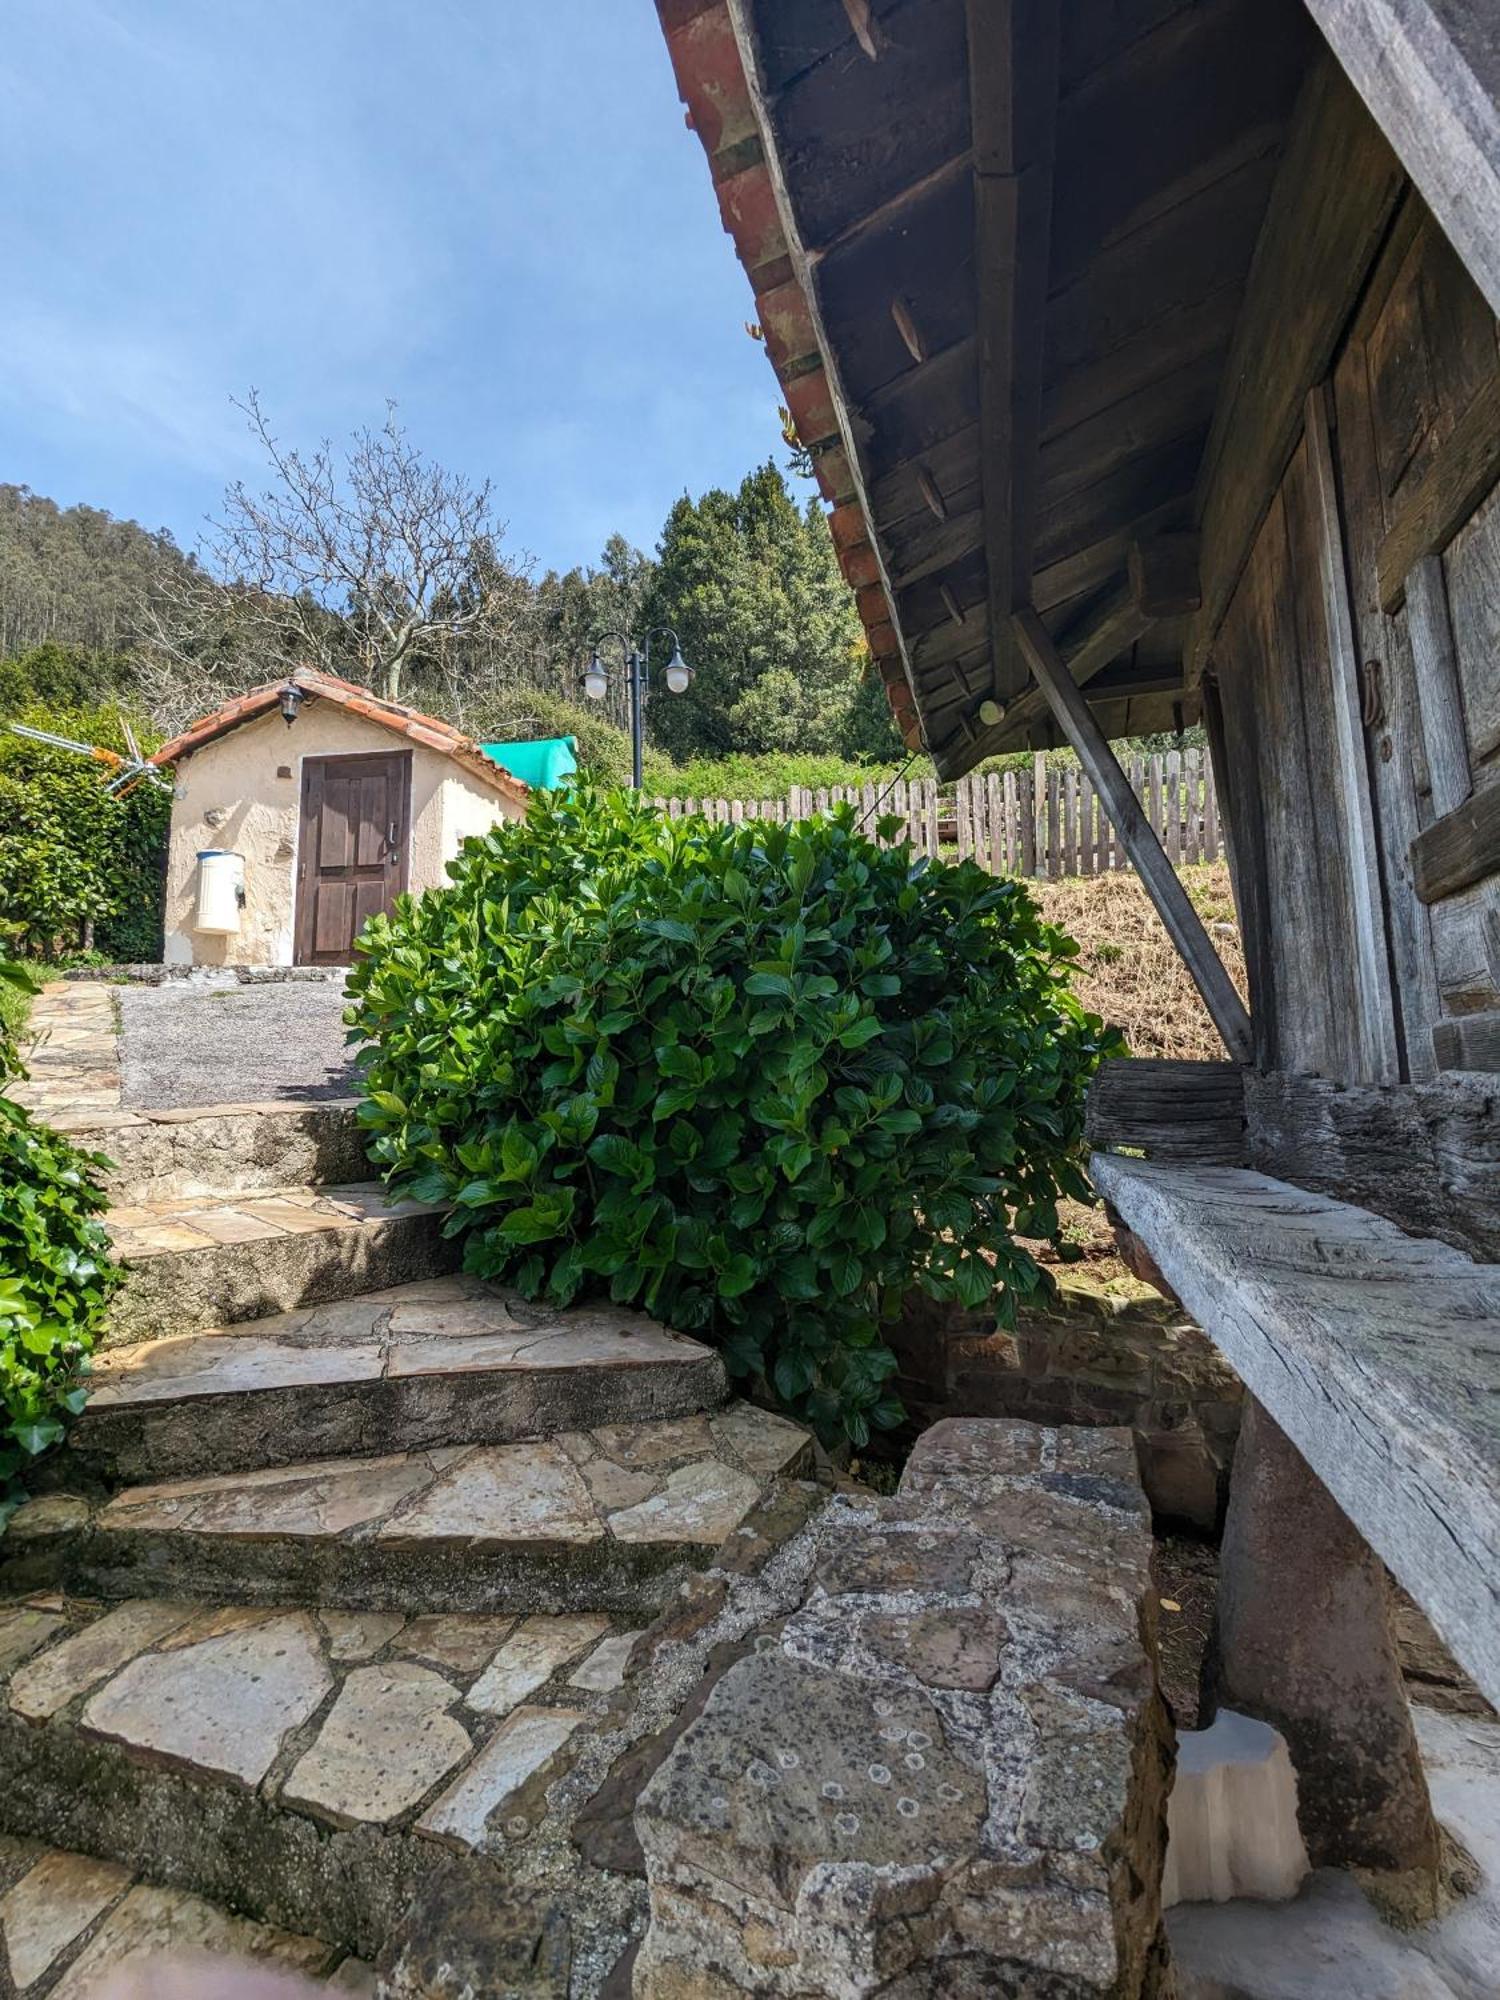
xmin=1036 ymin=861 xmax=1247 ymax=1064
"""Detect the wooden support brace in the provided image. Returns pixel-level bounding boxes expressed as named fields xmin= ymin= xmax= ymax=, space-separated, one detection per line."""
xmin=1412 ymin=781 xmax=1500 ymax=903
xmin=1013 ymin=605 xmax=1254 ymax=1060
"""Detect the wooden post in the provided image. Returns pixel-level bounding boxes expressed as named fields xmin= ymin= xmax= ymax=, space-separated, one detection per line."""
xmin=1305 ymin=382 xmax=1402 ymax=1083
xmin=1204 ymin=753 xmax=1221 ymax=863
xmin=1164 ymin=748 xmax=1182 ymax=864
xmin=1016 ymin=768 xmax=1033 ymax=875
xmin=1014 ymin=606 xmax=1254 ymax=1060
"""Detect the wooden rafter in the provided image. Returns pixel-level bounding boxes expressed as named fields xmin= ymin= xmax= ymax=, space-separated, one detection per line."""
xmin=995 ymin=533 xmax=1200 ymax=740
xmin=994 ymin=585 xmax=1148 ymax=742
xmin=967 ymin=0 xmax=1061 ymax=703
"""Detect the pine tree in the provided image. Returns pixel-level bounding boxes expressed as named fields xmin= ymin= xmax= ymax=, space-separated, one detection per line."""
xmin=640 ymin=462 xmax=898 ymax=763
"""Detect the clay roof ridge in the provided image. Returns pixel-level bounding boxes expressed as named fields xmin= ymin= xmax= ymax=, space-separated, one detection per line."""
xmin=149 ymin=666 xmax=530 ymax=806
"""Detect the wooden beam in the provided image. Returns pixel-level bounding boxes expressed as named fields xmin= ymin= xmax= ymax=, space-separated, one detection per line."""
xmin=1188 ymin=55 xmax=1407 ymax=676
xmin=1092 ymin=1152 xmax=1500 ymax=1714
xmin=720 ymin=0 xmax=925 ymax=752
xmin=1431 ymin=1009 xmax=1500 ymax=1073
xmin=1086 ymin=1058 xmax=1245 ymax=1164
xmin=1128 ymin=531 xmax=1201 ymax=618
xmin=1014 ymin=606 xmax=1253 ymax=1060
xmin=1245 ymin=1066 xmax=1500 ymax=1260
xmin=1411 ymin=783 xmax=1500 ymax=903
xmin=967 ymin=0 xmax=1060 ymax=700
xmin=1376 ymin=372 xmax=1500 ymax=611
xmin=1304 ymin=0 xmax=1500 ymax=321
xmin=1304 ymin=384 xmax=1402 ymax=1083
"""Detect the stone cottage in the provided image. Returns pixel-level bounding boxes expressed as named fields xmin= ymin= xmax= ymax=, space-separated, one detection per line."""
xmin=149 ymin=668 xmax=528 ymax=968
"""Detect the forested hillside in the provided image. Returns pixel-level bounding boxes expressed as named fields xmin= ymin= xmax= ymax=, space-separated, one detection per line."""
xmin=0 ymin=409 xmax=902 ymax=776
xmin=0 ymin=486 xmax=198 ymax=662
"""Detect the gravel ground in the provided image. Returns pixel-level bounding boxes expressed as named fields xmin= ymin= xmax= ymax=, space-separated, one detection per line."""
xmin=117 ymin=977 xmax=363 ymax=1108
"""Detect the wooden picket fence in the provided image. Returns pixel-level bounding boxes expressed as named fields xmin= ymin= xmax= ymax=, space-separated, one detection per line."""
xmin=651 ymin=745 xmax=1220 ymax=880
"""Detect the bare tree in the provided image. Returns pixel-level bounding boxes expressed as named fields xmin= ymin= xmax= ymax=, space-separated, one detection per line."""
xmin=138 ymin=394 xmax=535 ymax=721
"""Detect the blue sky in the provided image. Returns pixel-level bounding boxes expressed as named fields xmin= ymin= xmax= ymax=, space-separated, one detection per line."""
xmin=0 ymin=0 xmax=783 ymax=576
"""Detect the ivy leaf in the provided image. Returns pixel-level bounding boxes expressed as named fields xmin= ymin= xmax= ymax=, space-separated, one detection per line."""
xmin=498 ymin=1205 xmax=566 ymax=1245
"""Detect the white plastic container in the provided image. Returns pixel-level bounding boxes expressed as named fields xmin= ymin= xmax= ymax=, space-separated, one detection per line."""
xmin=194 ymin=849 xmax=245 ymax=935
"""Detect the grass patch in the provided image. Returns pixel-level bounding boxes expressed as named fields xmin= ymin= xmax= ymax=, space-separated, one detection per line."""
xmin=1034 ymin=861 xmax=1245 ymax=1066
xmin=0 ymin=968 xmax=34 ymax=1050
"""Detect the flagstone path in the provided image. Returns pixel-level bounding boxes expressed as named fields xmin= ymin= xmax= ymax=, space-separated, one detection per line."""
xmin=1 ymin=987 xmax=827 ymax=1991
xmin=0 ymin=1832 xmax=369 ymax=1997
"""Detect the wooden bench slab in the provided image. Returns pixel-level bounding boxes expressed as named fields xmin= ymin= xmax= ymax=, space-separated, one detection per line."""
xmin=1091 ymin=1154 xmax=1500 ymax=1712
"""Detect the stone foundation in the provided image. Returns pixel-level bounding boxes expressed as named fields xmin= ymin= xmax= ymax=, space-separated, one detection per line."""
xmin=892 ymin=1271 xmax=1245 ymax=1530
xmin=634 ymin=1418 xmax=1175 ymax=1998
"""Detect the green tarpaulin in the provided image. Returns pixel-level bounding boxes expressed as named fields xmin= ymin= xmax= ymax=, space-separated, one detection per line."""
xmin=479 ymin=736 xmax=578 ymax=789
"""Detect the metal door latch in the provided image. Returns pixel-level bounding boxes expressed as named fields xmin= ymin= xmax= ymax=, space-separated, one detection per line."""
xmin=1361 ymin=659 xmax=1385 ymax=728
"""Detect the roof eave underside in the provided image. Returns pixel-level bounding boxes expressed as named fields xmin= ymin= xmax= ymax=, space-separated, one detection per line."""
xmin=659 ymin=0 xmax=1318 ymax=776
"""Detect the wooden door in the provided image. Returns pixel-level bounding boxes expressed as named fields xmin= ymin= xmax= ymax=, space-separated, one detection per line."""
xmin=294 ymin=751 xmax=412 ymax=965
xmin=1331 ymin=205 xmax=1500 ymax=1075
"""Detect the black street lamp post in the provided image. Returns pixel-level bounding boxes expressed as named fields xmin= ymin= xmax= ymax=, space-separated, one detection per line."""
xmin=584 ymin=627 xmax=693 ymax=789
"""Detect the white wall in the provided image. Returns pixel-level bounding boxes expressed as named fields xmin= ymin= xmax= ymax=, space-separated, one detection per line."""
xmin=162 ymin=703 xmax=521 ymax=966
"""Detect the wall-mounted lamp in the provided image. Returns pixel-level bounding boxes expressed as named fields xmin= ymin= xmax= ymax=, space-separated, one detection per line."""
xmin=278 ymin=682 xmax=305 ymax=728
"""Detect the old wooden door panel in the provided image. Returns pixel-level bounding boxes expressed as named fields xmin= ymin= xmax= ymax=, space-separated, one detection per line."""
xmin=1333 ymin=294 xmax=1439 ymax=1072
xmin=1333 ymin=202 xmax=1500 ymax=1072
xmin=295 ymin=752 xmax=411 ymax=965
xmin=1444 ymin=487 xmax=1500 ymax=768
xmin=1215 ymin=443 xmax=1366 ymax=1080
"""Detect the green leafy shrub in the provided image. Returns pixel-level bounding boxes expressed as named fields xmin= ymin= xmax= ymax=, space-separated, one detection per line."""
xmin=0 ymin=701 xmax=170 ymax=962
xmin=0 ymin=964 xmax=114 ymax=1476
xmin=346 ymin=787 xmax=1122 ymax=1443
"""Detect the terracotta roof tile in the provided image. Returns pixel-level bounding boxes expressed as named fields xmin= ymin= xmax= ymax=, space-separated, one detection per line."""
xmin=149 ymin=668 xmax=530 ymax=808
xmin=653 ymin=0 xmax=921 ymax=750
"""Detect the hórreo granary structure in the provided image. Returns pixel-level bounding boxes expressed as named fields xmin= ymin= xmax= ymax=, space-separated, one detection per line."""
xmin=655 ymin=0 xmax=1500 ymax=1963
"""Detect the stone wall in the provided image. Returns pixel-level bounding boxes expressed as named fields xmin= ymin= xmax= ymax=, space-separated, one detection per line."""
xmin=633 ymin=1418 xmax=1175 ymax=1999
xmin=892 ymin=1271 xmax=1244 ymax=1532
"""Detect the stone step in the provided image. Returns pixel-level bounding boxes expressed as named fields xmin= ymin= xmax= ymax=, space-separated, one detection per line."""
xmin=0 ymin=1830 xmax=370 ymax=1997
xmin=67 ymin=1279 xmax=730 ymax=1484
xmin=65 ymin=1097 xmax=369 ymax=1203
xmin=105 ymin=1184 xmax=460 ymax=1345
xmin=0 ymin=1593 xmax=648 ymax=1966
xmin=0 ymin=1458 xmax=829 ymax=1982
xmin=10 ymin=1404 xmax=815 ymax=1618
